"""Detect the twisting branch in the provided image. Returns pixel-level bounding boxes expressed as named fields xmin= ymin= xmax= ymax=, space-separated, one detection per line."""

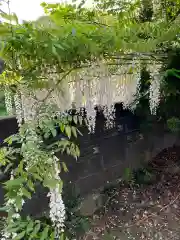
xmin=41 ymin=68 xmax=74 ymax=102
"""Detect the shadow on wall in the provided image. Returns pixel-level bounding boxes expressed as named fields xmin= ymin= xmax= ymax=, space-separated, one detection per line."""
xmin=0 ymin=59 xmax=4 ymax=74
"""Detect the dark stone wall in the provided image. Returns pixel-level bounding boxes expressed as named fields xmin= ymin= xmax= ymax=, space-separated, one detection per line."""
xmin=0 ymin=117 xmax=18 ymax=145
xmin=0 ymin=115 xmax=179 ymax=218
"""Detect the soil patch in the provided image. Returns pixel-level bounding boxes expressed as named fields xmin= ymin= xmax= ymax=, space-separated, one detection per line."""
xmin=83 ymin=146 xmax=180 ymax=240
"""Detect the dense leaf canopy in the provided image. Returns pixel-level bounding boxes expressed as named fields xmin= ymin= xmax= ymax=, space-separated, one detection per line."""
xmin=0 ymin=1 xmax=179 ymax=87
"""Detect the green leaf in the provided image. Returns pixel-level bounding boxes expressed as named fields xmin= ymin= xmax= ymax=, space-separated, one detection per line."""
xmin=58 ymin=180 xmax=63 ymax=193
xmin=52 ymin=45 xmax=60 ymax=61
xmin=30 ymin=222 xmax=41 ymax=238
xmin=73 ymin=115 xmax=78 ymax=124
xmin=0 ymin=12 xmax=19 ymax=24
xmin=123 ymin=167 xmax=133 ymax=182
xmin=44 ymin=132 xmax=50 ymax=139
xmin=43 ymin=178 xmax=58 ymax=189
xmin=4 ymin=136 xmax=13 ymax=145
xmin=57 ymin=161 xmax=61 ymax=173
xmin=32 ymin=173 xmax=43 ymax=181
xmin=60 ymin=123 xmax=65 ymax=133
xmin=7 ymin=226 xmax=21 ymax=233
xmin=81 ymin=218 xmax=90 ymax=232
xmin=0 ymin=206 xmax=9 ymax=212
xmin=62 ymin=162 xmax=68 ymax=172
xmin=54 ymin=43 xmax=64 ymax=50
xmin=6 ymin=222 xmax=18 ymax=231
xmin=14 ymin=231 xmax=26 ymax=240
xmin=22 ymin=187 xmax=31 ymax=199
xmin=78 ymin=116 xmax=83 ymax=125
xmin=27 ymin=180 xmax=35 ymax=192
xmin=19 ymin=222 xmax=28 ymax=228
xmin=66 ymin=147 xmax=70 ymax=155
xmin=71 ymin=126 xmax=77 ymax=138
xmin=4 ymin=163 xmax=13 ymax=173
xmin=50 ymin=231 xmax=55 ymax=239
xmin=4 ymin=178 xmax=24 ymax=188
xmin=84 ymin=118 xmax=88 ymax=126
xmin=60 ymin=232 xmax=65 ymax=240
xmin=15 ymin=196 xmax=23 ymax=210
xmin=40 ymin=226 xmax=49 ymax=240
xmin=75 ymin=145 xmax=80 ymax=157
xmin=17 ymin=161 xmax=24 ymax=173
xmin=65 ymin=126 xmax=71 ymax=138
xmin=68 ymin=115 xmax=72 ymax=122
xmin=26 ymin=220 xmax=34 ymax=234
xmin=51 ymin=128 xmax=57 ymax=137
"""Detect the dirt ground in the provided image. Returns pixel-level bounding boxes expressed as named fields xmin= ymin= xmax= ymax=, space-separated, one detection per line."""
xmin=83 ymin=146 xmax=180 ymax=240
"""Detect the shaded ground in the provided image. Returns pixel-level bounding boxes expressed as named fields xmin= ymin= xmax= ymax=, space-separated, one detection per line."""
xmin=83 ymin=146 xmax=180 ymax=240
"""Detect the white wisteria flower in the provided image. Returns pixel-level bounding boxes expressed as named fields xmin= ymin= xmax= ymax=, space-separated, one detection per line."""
xmin=48 ymin=158 xmax=66 ymax=235
xmin=4 ymin=87 xmax=13 ymax=115
xmin=14 ymin=91 xmax=23 ymax=126
xmin=48 ymin=187 xmax=66 ymax=231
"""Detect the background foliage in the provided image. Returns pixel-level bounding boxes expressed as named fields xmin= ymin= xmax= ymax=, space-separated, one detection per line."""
xmin=0 ymin=0 xmax=180 ymax=239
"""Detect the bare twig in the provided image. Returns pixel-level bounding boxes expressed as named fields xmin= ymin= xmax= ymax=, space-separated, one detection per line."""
xmin=42 ymin=68 xmax=74 ymax=102
xmin=159 ymin=192 xmax=180 ymax=213
xmin=128 ymin=192 xmax=180 ymax=228
xmin=104 ymin=191 xmax=119 ymax=212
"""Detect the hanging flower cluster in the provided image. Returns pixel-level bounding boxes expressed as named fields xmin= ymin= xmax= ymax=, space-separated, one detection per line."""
xmin=148 ymin=62 xmax=162 ymax=115
xmin=50 ymin=59 xmax=142 ymax=132
xmin=22 ymin=60 xmax=142 ymax=133
xmin=11 ymin=58 xmax=144 ymax=135
xmin=47 ymin=157 xmax=66 ymax=236
xmin=21 ymin=90 xmax=40 ymax=122
xmin=4 ymin=86 xmax=14 ymax=116
xmin=48 ymin=188 xmax=65 ymax=234
xmin=14 ymin=91 xmax=23 ymax=126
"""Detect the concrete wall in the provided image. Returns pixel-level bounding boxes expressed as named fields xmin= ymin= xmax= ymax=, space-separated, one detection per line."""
xmin=0 ymin=116 xmax=179 ymax=217
xmin=60 ymin=125 xmax=179 ymax=196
